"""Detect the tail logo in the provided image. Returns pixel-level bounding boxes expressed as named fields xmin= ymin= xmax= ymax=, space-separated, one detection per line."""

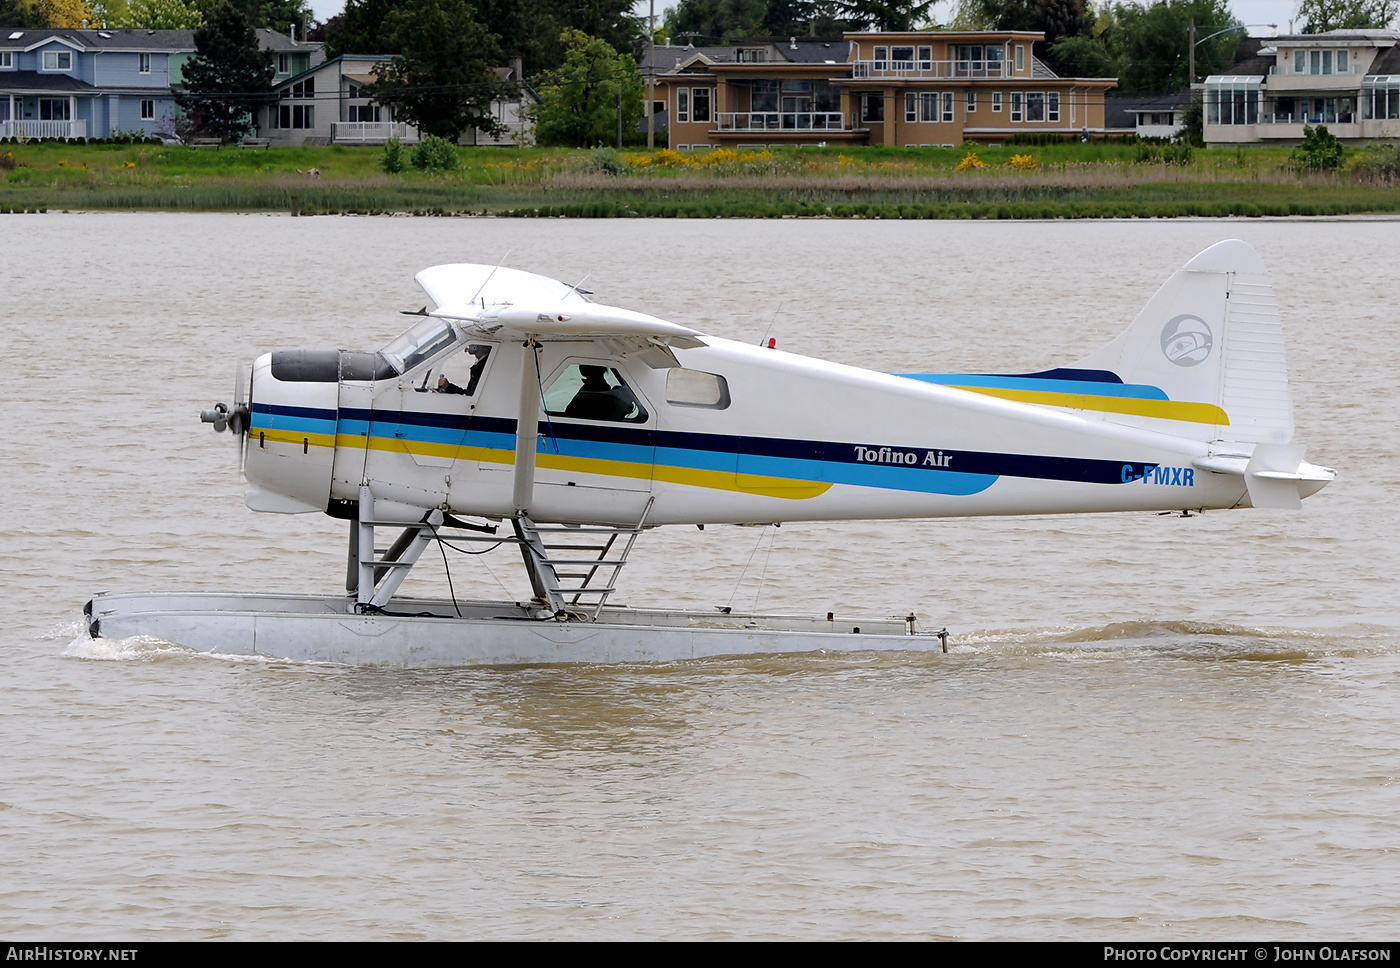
xmin=1160 ymin=314 xmax=1213 ymax=367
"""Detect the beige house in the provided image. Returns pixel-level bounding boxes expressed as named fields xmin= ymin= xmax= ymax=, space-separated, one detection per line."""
xmin=260 ymin=56 xmax=534 ymax=146
xmin=1204 ymin=30 xmax=1400 ymax=145
xmin=643 ymin=31 xmax=1117 ymax=149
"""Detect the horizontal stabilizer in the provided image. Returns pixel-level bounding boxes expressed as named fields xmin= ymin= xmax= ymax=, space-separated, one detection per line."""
xmin=1244 ymin=443 xmax=1304 ymax=510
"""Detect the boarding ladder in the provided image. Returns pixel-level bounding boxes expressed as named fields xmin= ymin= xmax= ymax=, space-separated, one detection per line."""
xmin=514 ymin=497 xmax=653 ymax=620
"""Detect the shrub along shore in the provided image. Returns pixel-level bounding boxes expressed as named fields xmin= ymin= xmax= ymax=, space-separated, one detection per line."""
xmin=3 ymin=140 xmax=1399 ymax=219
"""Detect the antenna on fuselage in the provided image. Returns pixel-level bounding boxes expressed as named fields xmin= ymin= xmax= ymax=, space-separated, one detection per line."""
xmin=564 ymin=272 xmax=593 ymax=301
xmin=759 ymin=302 xmax=785 ymax=347
xmin=465 ymin=248 xmax=514 ymax=308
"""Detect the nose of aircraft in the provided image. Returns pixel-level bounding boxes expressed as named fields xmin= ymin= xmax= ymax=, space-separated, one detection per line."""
xmin=225 ymin=351 xmax=339 ymax=514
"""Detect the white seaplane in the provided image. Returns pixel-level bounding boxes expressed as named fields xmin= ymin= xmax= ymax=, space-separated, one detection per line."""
xmin=86 ymin=239 xmax=1334 ymax=666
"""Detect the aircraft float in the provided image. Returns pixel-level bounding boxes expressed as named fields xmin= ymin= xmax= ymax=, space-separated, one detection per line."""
xmin=86 ymin=240 xmax=1334 ymax=666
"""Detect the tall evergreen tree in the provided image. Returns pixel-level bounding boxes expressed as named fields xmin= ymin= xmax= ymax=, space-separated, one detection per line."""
xmin=1296 ymin=0 xmax=1397 ymax=31
xmin=177 ymin=2 xmax=274 ymax=141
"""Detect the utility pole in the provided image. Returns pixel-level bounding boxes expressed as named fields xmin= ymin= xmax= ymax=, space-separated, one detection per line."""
xmin=646 ymin=0 xmax=656 ymax=149
xmin=1189 ymin=19 xmax=1196 ymax=87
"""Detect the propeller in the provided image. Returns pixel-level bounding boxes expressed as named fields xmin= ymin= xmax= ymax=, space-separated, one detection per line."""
xmin=199 ymin=362 xmax=252 ymax=477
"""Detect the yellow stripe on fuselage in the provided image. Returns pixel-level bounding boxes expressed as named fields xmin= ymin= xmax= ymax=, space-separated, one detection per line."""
xmin=948 ymin=386 xmax=1230 ymax=426
xmin=256 ymin=428 xmax=337 ymax=449
xmin=332 ymin=434 xmax=832 ymax=500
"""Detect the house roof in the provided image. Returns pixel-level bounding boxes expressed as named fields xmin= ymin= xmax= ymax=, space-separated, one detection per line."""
xmin=1031 ymin=55 xmax=1057 ymax=78
xmin=0 ymin=69 xmax=95 ymax=93
xmin=1368 ymin=44 xmax=1400 ymax=75
xmin=1 ymin=27 xmax=197 ymax=51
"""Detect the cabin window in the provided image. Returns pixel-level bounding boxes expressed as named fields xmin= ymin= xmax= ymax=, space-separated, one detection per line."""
xmin=544 ymin=364 xmax=648 ymax=423
xmin=665 ymin=368 xmax=730 ymax=409
xmin=422 ymin=343 xmax=492 ymax=396
xmin=381 ymin=317 xmax=458 ymax=374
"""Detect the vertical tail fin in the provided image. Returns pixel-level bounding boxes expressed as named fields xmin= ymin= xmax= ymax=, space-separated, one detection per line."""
xmin=1075 ymin=239 xmax=1294 ymax=445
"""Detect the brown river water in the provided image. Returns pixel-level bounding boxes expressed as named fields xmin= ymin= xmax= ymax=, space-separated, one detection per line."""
xmin=1 ymin=213 xmax=1397 ymax=939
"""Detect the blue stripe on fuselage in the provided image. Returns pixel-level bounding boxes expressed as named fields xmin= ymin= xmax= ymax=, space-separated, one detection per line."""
xmin=898 ymin=373 xmax=1170 ymax=400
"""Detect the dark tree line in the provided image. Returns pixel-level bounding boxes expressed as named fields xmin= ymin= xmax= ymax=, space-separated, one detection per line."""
xmin=320 ymin=0 xmax=641 ymax=77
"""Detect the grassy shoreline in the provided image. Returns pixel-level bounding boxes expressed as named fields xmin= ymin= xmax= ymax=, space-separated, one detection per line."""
xmin=4 ymin=141 xmax=1399 ymax=218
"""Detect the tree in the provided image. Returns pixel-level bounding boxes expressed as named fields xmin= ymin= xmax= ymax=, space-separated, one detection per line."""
xmin=323 ymin=0 xmax=405 ymax=58
xmin=257 ymin=0 xmax=310 ymax=35
xmin=373 ymin=0 xmax=506 ymax=141
xmin=108 ymin=0 xmax=204 ymax=28
xmin=0 ymin=0 xmax=50 ymax=26
xmin=1112 ymin=0 xmax=1236 ymax=93
xmin=1291 ymin=123 xmax=1345 ymax=169
xmin=1049 ymin=33 xmax=1120 ymax=77
xmin=834 ymin=0 xmax=934 ymax=30
xmin=177 ymin=2 xmax=274 ymax=142
xmin=662 ymin=0 xmax=767 ymax=43
xmin=988 ymin=0 xmax=1094 ymax=74
xmin=529 ymin=28 xmax=643 ymax=148
xmin=1296 ymin=0 xmax=1397 ymax=31
xmin=477 ymin=0 xmax=643 ymax=77
xmin=38 ymin=0 xmax=94 ymax=26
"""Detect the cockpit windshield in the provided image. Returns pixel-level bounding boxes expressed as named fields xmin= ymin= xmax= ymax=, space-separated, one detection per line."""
xmin=380 ymin=317 xmax=458 ymax=374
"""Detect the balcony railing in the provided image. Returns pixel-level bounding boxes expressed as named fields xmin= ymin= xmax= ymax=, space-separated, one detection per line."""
xmin=852 ymin=59 xmax=1010 ymax=79
xmin=714 ymin=111 xmax=849 ymax=132
xmin=331 ymin=121 xmax=420 ymax=143
xmin=0 ymin=119 xmax=88 ymax=139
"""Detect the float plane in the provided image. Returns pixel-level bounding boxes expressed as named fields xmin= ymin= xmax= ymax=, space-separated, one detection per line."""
xmin=86 ymin=240 xmax=1334 ymax=666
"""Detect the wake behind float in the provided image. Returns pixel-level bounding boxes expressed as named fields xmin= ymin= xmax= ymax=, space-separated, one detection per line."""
xmin=86 ymin=241 xmax=1334 ymax=667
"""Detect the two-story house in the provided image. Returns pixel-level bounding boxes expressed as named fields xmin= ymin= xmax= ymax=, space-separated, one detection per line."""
xmin=0 ymin=26 xmax=320 ymax=141
xmin=644 ymin=31 xmax=1117 ymax=149
xmin=1204 ymin=30 xmax=1400 ymax=145
xmin=261 ymin=55 xmax=534 ymax=147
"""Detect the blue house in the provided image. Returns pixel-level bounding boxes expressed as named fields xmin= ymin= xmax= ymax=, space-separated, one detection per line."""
xmin=0 ymin=27 xmax=320 ymax=140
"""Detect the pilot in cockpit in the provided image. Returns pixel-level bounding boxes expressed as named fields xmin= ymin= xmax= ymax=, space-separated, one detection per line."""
xmin=436 ymin=344 xmax=492 ymax=395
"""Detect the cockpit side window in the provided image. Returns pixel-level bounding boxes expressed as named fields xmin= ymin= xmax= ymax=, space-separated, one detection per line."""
xmin=415 ymin=343 xmax=494 ymax=396
xmin=380 ymin=318 xmax=458 ymax=375
xmin=665 ymin=368 xmax=730 ymax=409
xmin=543 ymin=364 xmax=649 ymax=423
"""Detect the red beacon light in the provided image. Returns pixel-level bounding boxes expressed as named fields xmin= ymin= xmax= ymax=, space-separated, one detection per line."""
xmin=767 ymin=337 xmax=777 ymax=349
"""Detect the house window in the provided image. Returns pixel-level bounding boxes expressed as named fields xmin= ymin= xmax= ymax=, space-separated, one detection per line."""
xmin=0 ymin=51 xmax=11 ymax=69
xmin=920 ymin=91 xmax=938 ymax=122
xmin=918 ymin=46 xmax=931 ymax=70
xmin=348 ymin=104 xmax=381 ymax=122
xmin=1294 ymin=50 xmax=1305 ymax=73
xmin=140 ymin=99 xmax=154 ymax=120
xmin=905 ymin=92 xmax=917 ymax=122
xmin=942 ymin=91 xmax=954 ymax=122
xmin=1026 ymin=92 xmax=1044 ymax=122
xmin=966 ymin=90 xmax=976 ymax=113
xmin=861 ymin=92 xmax=884 ymax=122
xmin=277 ymin=103 xmax=314 ymax=128
xmin=42 ymin=50 xmax=72 ymax=71
xmin=873 ymin=46 xmax=888 ymax=70
xmin=752 ymin=79 xmax=778 ymax=113
xmin=1010 ymin=91 xmax=1023 ymax=121
xmin=956 ymin=45 xmax=984 ymax=73
xmin=278 ymin=53 xmax=290 ymax=74
xmin=1047 ymin=91 xmax=1059 ymax=122
xmin=692 ymin=87 xmax=711 ymax=123
xmin=992 ymin=91 xmax=1002 ymax=113
xmin=38 ymin=97 xmax=70 ymax=120
xmin=1206 ymin=82 xmax=1259 ymax=125
xmin=677 ymin=88 xmax=689 ymax=123
xmin=736 ymin=48 xmax=766 ymax=63
xmin=138 ymin=53 xmax=150 ymax=74
xmin=1015 ymin=46 xmax=1024 ymax=72
xmin=892 ymin=46 xmax=914 ymax=68
xmin=986 ymin=47 xmax=1005 ymax=75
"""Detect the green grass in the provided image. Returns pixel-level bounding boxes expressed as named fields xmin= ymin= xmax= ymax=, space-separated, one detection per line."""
xmin=2 ymin=140 xmax=1396 ymax=218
